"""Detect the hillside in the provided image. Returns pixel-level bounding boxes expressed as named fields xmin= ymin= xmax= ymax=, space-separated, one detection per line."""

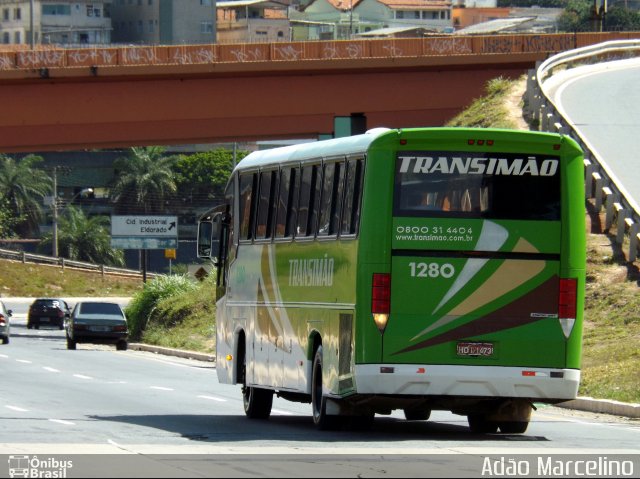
xmin=0 ymin=259 xmax=143 ymax=297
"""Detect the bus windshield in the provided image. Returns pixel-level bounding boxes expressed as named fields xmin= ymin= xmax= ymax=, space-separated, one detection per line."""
xmin=393 ymin=151 xmax=561 ymax=220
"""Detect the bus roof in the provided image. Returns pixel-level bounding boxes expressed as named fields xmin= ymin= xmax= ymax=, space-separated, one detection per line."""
xmin=234 ymin=128 xmax=392 ymax=172
xmin=233 ymin=127 xmax=577 ymax=173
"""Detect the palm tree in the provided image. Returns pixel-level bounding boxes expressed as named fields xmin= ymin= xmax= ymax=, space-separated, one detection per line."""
xmin=110 ymin=146 xmax=178 ymax=214
xmin=38 ymin=206 xmax=125 ymax=266
xmin=0 ymin=154 xmax=52 ymax=237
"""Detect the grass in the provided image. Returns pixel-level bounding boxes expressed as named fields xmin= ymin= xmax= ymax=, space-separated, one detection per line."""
xmin=580 ymin=229 xmax=640 ymax=403
xmin=446 ymin=76 xmax=524 ymax=129
xmin=0 ymin=259 xmax=144 ymax=297
xmin=125 ymin=273 xmax=216 ymax=353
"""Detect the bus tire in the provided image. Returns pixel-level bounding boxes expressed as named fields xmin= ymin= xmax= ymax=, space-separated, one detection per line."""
xmin=243 ymin=386 xmax=273 ymax=419
xmin=468 ymin=414 xmax=498 ymax=434
xmin=311 ymin=346 xmax=339 ymax=430
xmin=403 ymin=408 xmax=431 ymax=421
xmin=499 ymin=421 xmax=529 ymax=434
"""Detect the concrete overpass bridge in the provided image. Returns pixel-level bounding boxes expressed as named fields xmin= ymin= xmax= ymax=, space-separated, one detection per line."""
xmin=0 ymin=31 xmax=636 ymax=153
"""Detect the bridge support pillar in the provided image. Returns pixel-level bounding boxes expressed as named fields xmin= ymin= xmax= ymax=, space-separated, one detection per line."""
xmin=334 ymin=114 xmax=367 ymax=138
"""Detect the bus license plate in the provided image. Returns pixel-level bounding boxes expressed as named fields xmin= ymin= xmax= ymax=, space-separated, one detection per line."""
xmin=457 ymin=342 xmax=494 ymax=357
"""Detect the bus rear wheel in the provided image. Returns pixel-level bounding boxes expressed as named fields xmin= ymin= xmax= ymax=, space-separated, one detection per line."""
xmin=499 ymin=421 xmax=529 ymax=434
xmin=311 ymin=346 xmax=339 ymax=430
xmin=243 ymin=386 xmax=273 ymax=419
xmin=403 ymin=408 xmax=431 ymax=421
xmin=467 ymin=414 xmax=499 ymax=434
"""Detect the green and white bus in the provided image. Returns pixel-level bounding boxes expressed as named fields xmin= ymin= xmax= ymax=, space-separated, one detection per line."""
xmin=198 ymin=127 xmax=585 ymax=433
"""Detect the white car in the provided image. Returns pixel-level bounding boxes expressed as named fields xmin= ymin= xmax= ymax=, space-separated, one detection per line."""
xmin=0 ymin=300 xmax=13 ymax=345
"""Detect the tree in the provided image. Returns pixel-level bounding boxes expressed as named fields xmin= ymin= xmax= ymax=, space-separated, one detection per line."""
xmin=38 ymin=205 xmax=125 ymax=266
xmin=603 ymin=6 xmax=640 ymax=31
xmin=110 ymin=146 xmax=178 ymax=214
xmin=0 ymin=197 xmax=19 ymax=238
xmin=173 ymin=148 xmax=248 ymax=205
xmin=557 ymin=0 xmax=594 ymax=32
xmin=557 ymin=0 xmax=640 ymax=31
xmin=0 ymin=154 xmax=52 ymax=237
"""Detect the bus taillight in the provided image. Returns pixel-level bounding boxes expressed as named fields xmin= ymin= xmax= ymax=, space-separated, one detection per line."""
xmin=372 ymin=273 xmax=391 ymax=333
xmin=558 ymin=278 xmax=577 ymax=338
xmin=467 ymin=139 xmax=494 ymax=146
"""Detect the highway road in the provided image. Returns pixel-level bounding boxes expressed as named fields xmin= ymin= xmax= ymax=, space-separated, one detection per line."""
xmin=543 ymin=57 xmax=640 ymax=212
xmin=1 ymin=300 xmax=639 ymax=477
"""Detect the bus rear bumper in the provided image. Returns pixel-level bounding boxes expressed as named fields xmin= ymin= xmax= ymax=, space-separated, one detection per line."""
xmin=353 ymin=364 xmax=580 ymax=401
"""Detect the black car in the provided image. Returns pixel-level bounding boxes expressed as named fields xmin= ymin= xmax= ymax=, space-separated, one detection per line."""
xmin=27 ymin=298 xmax=71 ymax=330
xmin=66 ymin=301 xmax=129 ymax=351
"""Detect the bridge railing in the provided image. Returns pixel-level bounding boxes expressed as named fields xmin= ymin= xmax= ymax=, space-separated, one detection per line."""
xmin=0 ymin=32 xmax=638 ymax=71
xmin=526 ymin=39 xmax=640 ymax=261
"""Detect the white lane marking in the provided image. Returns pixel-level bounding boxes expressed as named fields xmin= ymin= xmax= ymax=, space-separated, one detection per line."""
xmin=5 ymin=405 xmax=28 ymax=412
xmin=0 ymin=354 xmax=8 ymax=358
xmin=43 ymin=367 xmax=60 ymax=373
xmin=73 ymin=374 xmax=93 ymax=380
xmin=150 ymin=386 xmax=174 ymax=391
xmin=49 ymin=419 xmax=75 ymax=426
xmin=197 ymin=395 xmax=227 ymax=402
xmin=272 ymin=409 xmax=294 ymax=416
xmin=16 ymin=359 xmax=32 ymax=364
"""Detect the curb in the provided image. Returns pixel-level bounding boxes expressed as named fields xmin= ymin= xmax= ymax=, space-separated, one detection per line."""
xmin=557 ymin=397 xmax=640 ymax=419
xmin=129 ymin=343 xmax=640 ymax=419
xmin=129 ymin=343 xmax=215 ymax=363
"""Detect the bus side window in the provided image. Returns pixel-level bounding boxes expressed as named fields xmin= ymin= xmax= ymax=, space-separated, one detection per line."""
xmin=341 ymin=158 xmax=364 ymax=236
xmin=285 ymin=167 xmax=299 ymax=237
xmin=255 ymin=170 xmax=277 ymax=240
xmin=309 ymin=164 xmax=322 ymax=237
xmin=275 ymin=168 xmax=291 ymax=239
xmin=318 ymin=161 xmax=345 ymax=237
xmin=239 ymin=172 xmax=257 ymax=241
xmin=317 ymin=162 xmax=335 ymax=236
xmin=297 ymin=164 xmax=320 ymax=238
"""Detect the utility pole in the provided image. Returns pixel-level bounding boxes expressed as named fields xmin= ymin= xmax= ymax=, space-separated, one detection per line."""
xmin=29 ymin=0 xmax=35 ymax=49
xmin=52 ymin=167 xmax=58 ymax=258
xmin=349 ymin=0 xmax=353 ymax=38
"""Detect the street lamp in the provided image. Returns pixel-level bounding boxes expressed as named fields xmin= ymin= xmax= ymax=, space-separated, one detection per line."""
xmin=51 ymin=187 xmax=94 ymax=258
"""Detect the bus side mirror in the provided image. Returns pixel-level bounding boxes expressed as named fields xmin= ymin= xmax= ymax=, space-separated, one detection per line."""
xmin=197 ymin=213 xmax=223 ymax=263
xmin=210 ymin=214 xmax=222 ymax=264
xmin=197 ymin=220 xmax=213 ymax=259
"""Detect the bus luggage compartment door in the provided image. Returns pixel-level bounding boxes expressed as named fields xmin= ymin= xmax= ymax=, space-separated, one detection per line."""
xmin=385 ymin=254 xmax=564 ymax=368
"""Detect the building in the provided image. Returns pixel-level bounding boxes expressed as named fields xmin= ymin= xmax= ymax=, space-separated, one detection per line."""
xmin=356 ymin=0 xmax=453 ymax=33
xmin=217 ymin=0 xmax=290 ymax=43
xmin=292 ymin=0 xmax=452 ymax=39
xmin=110 ymin=0 xmax=216 ymax=45
xmin=0 ymin=0 xmax=112 ymax=46
xmin=452 ymin=6 xmax=509 ymax=30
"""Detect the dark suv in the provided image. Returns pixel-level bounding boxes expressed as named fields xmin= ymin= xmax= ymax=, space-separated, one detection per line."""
xmin=27 ymin=298 xmax=71 ymax=330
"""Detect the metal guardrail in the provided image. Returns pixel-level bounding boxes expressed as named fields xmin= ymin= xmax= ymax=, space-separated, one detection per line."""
xmin=0 ymin=247 xmax=150 ymax=279
xmin=525 ymin=39 xmax=640 ymax=262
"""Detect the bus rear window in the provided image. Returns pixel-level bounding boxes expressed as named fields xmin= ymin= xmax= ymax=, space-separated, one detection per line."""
xmin=393 ymin=151 xmax=561 ymax=220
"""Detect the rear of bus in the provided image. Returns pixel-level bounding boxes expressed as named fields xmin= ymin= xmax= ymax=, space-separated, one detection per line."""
xmin=355 ymin=128 xmax=585 ymax=430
